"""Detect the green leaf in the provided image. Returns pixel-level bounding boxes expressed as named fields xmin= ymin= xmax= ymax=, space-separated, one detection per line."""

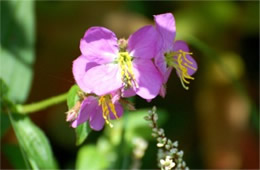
xmin=76 ymin=145 xmax=108 ymax=170
xmin=105 ymin=108 xmax=167 ymax=145
xmin=127 ymin=109 xmax=167 ymax=139
xmin=75 ymin=122 xmax=91 ymax=146
xmin=67 ymin=84 xmax=91 ymax=145
xmin=67 ymin=84 xmax=80 ymax=109
xmin=2 ymin=144 xmax=27 ymax=169
xmin=1 ymin=113 xmax=10 ymax=138
xmin=8 ymin=112 xmax=58 ymax=169
xmin=1 ymin=79 xmax=57 ymax=168
xmin=0 ymin=0 xmax=35 ymax=103
xmin=0 ymin=79 xmax=12 ymax=138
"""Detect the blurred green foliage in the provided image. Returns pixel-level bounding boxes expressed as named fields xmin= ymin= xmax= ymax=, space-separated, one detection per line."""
xmin=0 ymin=0 xmax=35 ymax=103
xmin=1 ymin=0 xmax=57 ymax=169
xmin=76 ymin=145 xmax=109 ymax=170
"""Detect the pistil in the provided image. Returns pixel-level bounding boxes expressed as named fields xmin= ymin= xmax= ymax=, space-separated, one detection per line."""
xmin=117 ymin=51 xmax=138 ymax=89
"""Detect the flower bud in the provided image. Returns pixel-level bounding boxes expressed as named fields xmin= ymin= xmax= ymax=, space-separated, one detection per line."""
xmin=157 ymin=142 xmax=164 ymax=147
xmin=172 ymin=141 xmax=178 ymax=148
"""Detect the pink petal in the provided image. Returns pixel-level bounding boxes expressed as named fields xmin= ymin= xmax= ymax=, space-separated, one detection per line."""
xmin=80 ymin=27 xmax=119 ymax=64
xmin=127 ymin=25 xmax=159 ymax=59
xmin=89 ymin=106 xmax=105 ymax=131
xmin=154 ymin=13 xmax=176 ymax=51
xmin=72 ymin=55 xmax=99 ymax=93
xmin=83 ymin=63 xmax=123 ymax=96
xmin=122 ymin=88 xmax=136 ymax=98
xmin=173 ymin=40 xmax=197 ymax=76
xmin=133 ymin=59 xmax=163 ymax=100
xmin=109 ymin=102 xmax=123 ymax=120
xmin=71 ymin=96 xmax=97 ymax=128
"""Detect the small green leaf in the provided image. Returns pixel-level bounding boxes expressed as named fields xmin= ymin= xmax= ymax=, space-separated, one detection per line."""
xmin=8 ymin=113 xmax=58 ymax=169
xmin=67 ymin=84 xmax=80 ymax=109
xmin=67 ymin=84 xmax=91 ymax=145
xmin=76 ymin=145 xmax=108 ymax=170
xmin=75 ymin=122 xmax=91 ymax=146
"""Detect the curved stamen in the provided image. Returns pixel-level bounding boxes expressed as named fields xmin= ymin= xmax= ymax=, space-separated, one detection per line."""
xmin=165 ymin=50 xmax=196 ymax=90
xmin=98 ymin=95 xmax=119 ymax=128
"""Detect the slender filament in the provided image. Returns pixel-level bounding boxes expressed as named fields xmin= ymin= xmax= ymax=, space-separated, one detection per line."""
xmin=98 ymin=95 xmax=118 ymax=127
xmin=165 ymin=50 xmax=196 ymax=90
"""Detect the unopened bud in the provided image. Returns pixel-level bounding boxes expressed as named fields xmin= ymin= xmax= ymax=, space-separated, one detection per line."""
xmin=144 ymin=116 xmax=150 ymax=121
xmin=165 ymin=144 xmax=171 ymax=150
xmin=178 ymin=150 xmax=184 ymax=157
xmin=152 ymin=128 xmax=158 ymax=132
xmin=172 ymin=141 xmax=178 ymax=148
xmin=152 ymin=133 xmax=158 ymax=137
xmin=118 ymin=38 xmax=128 ymax=51
xmin=149 ymin=122 xmax=154 ymax=127
xmin=152 ymin=106 xmax=157 ymax=112
xmin=157 ymin=142 xmax=164 ymax=147
xmin=153 ymin=113 xmax=158 ymax=121
xmin=170 ymin=148 xmax=177 ymax=154
xmin=66 ymin=101 xmax=81 ymax=122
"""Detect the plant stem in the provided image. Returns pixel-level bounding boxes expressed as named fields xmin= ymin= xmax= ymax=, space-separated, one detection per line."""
xmin=16 ymin=92 xmax=68 ymax=114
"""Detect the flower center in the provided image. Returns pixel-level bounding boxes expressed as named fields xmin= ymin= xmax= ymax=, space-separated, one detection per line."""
xmin=164 ymin=50 xmax=197 ymax=90
xmin=98 ymin=95 xmax=118 ymax=128
xmin=117 ymin=51 xmax=138 ymax=89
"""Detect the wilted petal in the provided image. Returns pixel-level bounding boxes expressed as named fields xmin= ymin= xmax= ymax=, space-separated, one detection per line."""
xmin=159 ymin=84 xmax=166 ymax=98
xmin=133 ymin=59 xmax=163 ymax=99
xmin=154 ymin=13 xmax=176 ymax=51
xmin=71 ymin=96 xmax=97 ymax=128
xmin=109 ymin=102 xmax=123 ymax=120
xmin=83 ymin=63 xmax=122 ymax=96
xmin=72 ymin=55 xmax=99 ymax=93
xmin=127 ymin=25 xmax=159 ymax=59
xmin=111 ymin=91 xmax=121 ymax=104
xmin=80 ymin=27 xmax=119 ymax=64
xmin=155 ymin=54 xmax=168 ymax=83
xmin=173 ymin=40 xmax=197 ymax=76
xmin=89 ymin=107 xmax=105 ymax=131
xmin=164 ymin=67 xmax=173 ymax=84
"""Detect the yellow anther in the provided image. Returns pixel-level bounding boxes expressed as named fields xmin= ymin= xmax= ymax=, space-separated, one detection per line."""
xmin=98 ymin=95 xmax=119 ymax=128
xmin=165 ymin=49 xmax=196 ymax=90
xmin=117 ymin=52 xmax=138 ymax=89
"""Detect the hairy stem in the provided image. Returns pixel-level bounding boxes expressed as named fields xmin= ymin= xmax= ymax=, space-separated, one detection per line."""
xmin=16 ymin=92 xmax=68 ymax=114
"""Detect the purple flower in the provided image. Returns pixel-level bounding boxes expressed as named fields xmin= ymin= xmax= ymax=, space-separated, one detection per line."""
xmin=70 ymin=93 xmax=123 ymax=131
xmin=153 ymin=13 xmax=198 ymax=95
xmin=73 ymin=26 xmax=163 ymax=100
